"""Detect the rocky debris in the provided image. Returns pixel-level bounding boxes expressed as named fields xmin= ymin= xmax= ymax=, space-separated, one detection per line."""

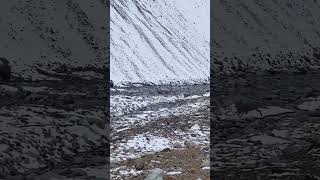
xmin=184 ymin=140 xmax=196 ymax=148
xmin=62 ymin=95 xmax=74 ymax=105
xmin=0 ymin=0 xmax=106 ymax=81
xmin=297 ymin=100 xmax=320 ymax=111
xmin=165 ymin=176 xmax=177 ymax=180
xmin=135 ymin=160 xmax=145 ymax=171
xmin=201 ymin=159 xmax=210 ymax=168
xmin=0 ymin=85 xmax=18 ymax=96
xmin=212 ymin=72 xmax=320 ymax=179
xmin=110 ymin=83 xmax=209 ymax=179
xmin=0 ymin=79 xmax=107 ymax=179
xmin=110 ymin=80 xmax=114 ymax=88
xmin=234 ymin=97 xmax=263 ymax=117
xmin=212 ymin=0 xmax=320 ymax=76
xmin=145 ymin=168 xmax=164 ymax=180
xmin=161 ymin=148 xmax=171 ymax=153
xmin=172 ymin=142 xmax=182 ymax=149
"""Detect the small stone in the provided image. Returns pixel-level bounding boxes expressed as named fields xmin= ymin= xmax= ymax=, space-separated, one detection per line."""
xmin=165 ymin=176 xmax=177 ymax=180
xmin=145 ymin=168 xmax=164 ymax=180
xmin=63 ymin=96 xmax=74 ymax=105
xmin=189 ymin=168 xmax=197 ymax=173
xmin=202 ymin=145 xmax=209 ymax=152
xmin=71 ymin=169 xmax=87 ymax=176
xmin=161 ymin=148 xmax=171 ymax=152
xmin=289 ymin=87 xmax=296 ymax=93
xmin=201 ymin=159 xmax=210 ymax=168
xmin=135 ymin=160 xmax=145 ymax=170
xmin=184 ymin=141 xmax=195 ymax=148
xmin=173 ymin=142 xmax=182 ymax=148
xmin=190 ymin=133 xmax=197 ymax=137
xmin=0 ymin=57 xmax=11 ymax=81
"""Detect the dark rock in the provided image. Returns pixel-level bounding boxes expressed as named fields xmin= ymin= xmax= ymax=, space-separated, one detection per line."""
xmin=161 ymin=148 xmax=171 ymax=152
xmin=0 ymin=57 xmax=11 ymax=81
xmin=184 ymin=141 xmax=195 ymax=148
xmin=135 ymin=160 xmax=145 ymax=170
xmin=172 ymin=142 xmax=182 ymax=148
xmin=71 ymin=169 xmax=87 ymax=176
xmin=63 ymin=96 xmax=74 ymax=105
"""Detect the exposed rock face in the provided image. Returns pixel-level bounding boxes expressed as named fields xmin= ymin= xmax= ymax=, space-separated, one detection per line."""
xmin=212 ymin=0 xmax=320 ymax=75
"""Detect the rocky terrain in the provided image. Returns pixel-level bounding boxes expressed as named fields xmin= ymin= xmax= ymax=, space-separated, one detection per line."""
xmin=211 ymin=1 xmax=320 ymax=179
xmin=110 ymin=83 xmax=210 ymax=179
xmin=110 ymin=0 xmax=210 ymax=179
xmin=211 ymin=71 xmax=320 ymax=179
xmin=0 ymin=71 xmax=108 ymax=179
xmin=212 ymin=0 xmax=320 ymax=75
xmin=0 ymin=0 xmax=108 ymax=179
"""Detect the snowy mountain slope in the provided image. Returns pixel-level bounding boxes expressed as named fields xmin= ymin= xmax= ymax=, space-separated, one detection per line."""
xmin=212 ymin=0 xmax=320 ymax=75
xmin=0 ymin=0 xmax=107 ymax=80
xmin=110 ymin=0 xmax=210 ymax=85
xmin=172 ymin=0 xmax=210 ymax=39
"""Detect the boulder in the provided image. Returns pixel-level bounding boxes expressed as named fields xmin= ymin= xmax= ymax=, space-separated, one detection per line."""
xmin=110 ymin=80 xmax=114 ymax=88
xmin=145 ymin=168 xmax=164 ymax=180
xmin=0 ymin=57 xmax=11 ymax=81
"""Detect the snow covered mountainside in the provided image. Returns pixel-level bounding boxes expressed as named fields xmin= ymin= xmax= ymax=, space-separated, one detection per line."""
xmin=110 ymin=0 xmax=210 ymax=85
xmin=212 ymin=0 xmax=320 ymax=75
xmin=0 ymin=0 xmax=107 ymax=80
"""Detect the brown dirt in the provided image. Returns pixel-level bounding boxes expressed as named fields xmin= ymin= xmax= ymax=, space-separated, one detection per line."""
xmin=114 ymin=147 xmax=210 ymax=180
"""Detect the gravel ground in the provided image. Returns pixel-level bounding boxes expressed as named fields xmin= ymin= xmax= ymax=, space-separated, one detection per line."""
xmin=0 ymin=72 xmax=108 ymax=180
xmin=110 ymin=83 xmax=210 ymax=179
xmin=211 ymin=71 xmax=320 ymax=179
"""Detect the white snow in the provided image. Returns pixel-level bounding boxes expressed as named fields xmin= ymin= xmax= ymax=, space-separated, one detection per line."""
xmin=111 ymin=93 xmax=208 ymax=129
xmin=171 ymin=0 xmax=210 ymax=39
xmin=111 ymin=133 xmax=172 ymax=162
xmin=119 ymin=169 xmax=142 ymax=176
xmin=190 ymin=124 xmax=201 ymax=131
xmin=126 ymin=134 xmax=171 ymax=152
xmin=110 ymin=0 xmax=209 ymax=85
xmin=166 ymin=171 xmax=183 ymax=175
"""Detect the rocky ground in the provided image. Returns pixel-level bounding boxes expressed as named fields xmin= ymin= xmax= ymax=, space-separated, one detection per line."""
xmin=0 ymin=71 xmax=108 ymax=180
xmin=110 ymin=83 xmax=210 ymax=179
xmin=211 ymin=71 xmax=320 ymax=179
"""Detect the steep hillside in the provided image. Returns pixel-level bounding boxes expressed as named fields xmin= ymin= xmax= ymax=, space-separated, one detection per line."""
xmin=0 ymin=0 xmax=107 ymax=80
xmin=212 ymin=0 xmax=320 ymax=75
xmin=110 ymin=0 xmax=210 ymax=85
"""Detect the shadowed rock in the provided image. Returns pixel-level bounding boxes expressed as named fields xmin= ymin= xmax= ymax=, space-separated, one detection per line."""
xmin=0 ymin=57 xmax=11 ymax=81
xmin=234 ymin=98 xmax=263 ymax=117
